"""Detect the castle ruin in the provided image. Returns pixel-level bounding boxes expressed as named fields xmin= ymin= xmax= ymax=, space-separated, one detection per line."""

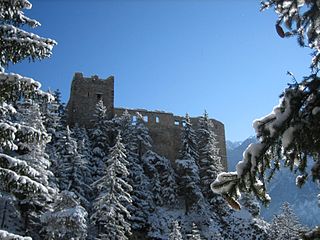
xmin=66 ymin=73 xmax=227 ymax=170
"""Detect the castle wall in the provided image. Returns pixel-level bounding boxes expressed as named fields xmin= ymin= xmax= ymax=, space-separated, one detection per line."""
xmin=66 ymin=73 xmax=227 ymax=170
xmin=114 ymin=108 xmax=228 ymax=170
xmin=66 ymin=73 xmax=114 ymax=127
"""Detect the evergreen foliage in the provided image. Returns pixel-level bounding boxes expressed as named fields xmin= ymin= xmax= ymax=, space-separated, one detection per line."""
xmin=196 ymin=111 xmax=224 ymax=205
xmin=41 ymin=191 xmax=88 ymax=240
xmin=0 ymin=1 xmax=56 ymax=237
xmin=179 ymin=114 xmax=198 ymax=161
xmin=211 ymin=1 xmax=320 ymax=237
xmin=143 ymin=150 xmax=178 ymax=206
xmin=169 ymin=220 xmax=183 ymax=240
xmin=55 ymin=126 xmax=91 ymax=208
xmin=0 ymin=0 xmax=56 ymax=72
xmin=269 ymin=202 xmax=307 ymax=239
xmin=90 ymin=100 xmax=109 ymax=180
xmin=91 ymin=134 xmax=132 ymax=240
xmin=176 ymin=114 xmax=203 ymax=214
xmin=116 ymin=111 xmax=153 ymax=231
xmin=187 ymin=223 xmax=202 ymax=240
xmin=240 ymin=192 xmax=260 ymax=217
xmin=0 ymin=1 xmax=301 ymax=238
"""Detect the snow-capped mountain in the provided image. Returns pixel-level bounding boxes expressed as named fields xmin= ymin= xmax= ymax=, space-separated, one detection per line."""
xmin=227 ymin=136 xmax=257 ymax=171
xmin=227 ymin=137 xmax=320 ymax=227
xmin=226 ymin=140 xmax=242 ymax=151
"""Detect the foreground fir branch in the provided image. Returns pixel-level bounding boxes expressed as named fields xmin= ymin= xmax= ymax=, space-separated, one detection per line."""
xmin=0 ymin=0 xmax=56 ymax=72
xmin=212 ymin=0 xmax=320 ymax=238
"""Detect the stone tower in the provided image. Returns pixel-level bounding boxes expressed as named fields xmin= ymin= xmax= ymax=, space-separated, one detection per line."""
xmin=66 ymin=73 xmax=228 ymax=170
xmin=66 ymin=72 xmax=114 ymax=127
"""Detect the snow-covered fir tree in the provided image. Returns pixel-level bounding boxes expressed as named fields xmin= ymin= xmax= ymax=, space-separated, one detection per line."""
xmin=196 ymin=111 xmax=224 ymax=205
xmin=0 ymin=0 xmax=56 ymax=238
xmin=90 ymin=100 xmax=109 ymax=180
xmin=186 ymin=223 xmax=202 ymax=240
xmin=240 ymin=192 xmax=260 ymax=217
xmin=0 ymin=0 xmax=56 ymax=72
xmin=135 ymin=112 xmax=152 ymax=159
xmin=72 ymin=125 xmax=93 ymax=187
xmin=14 ymin=102 xmax=56 ymax=238
xmin=52 ymin=89 xmax=65 ymax=117
xmin=179 ymin=114 xmax=198 ymax=161
xmin=0 ymin=230 xmax=32 ymax=240
xmin=91 ymin=133 xmax=132 ymax=240
xmin=143 ymin=150 xmax=178 ymax=206
xmin=269 ymin=202 xmax=307 ymax=240
xmin=116 ymin=111 xmax=153 ymax=232
xmin=43 ymin=90 xmax=61 ymax=141
xmin=159 ymin=157 xmax=178 ymax=206
xmin=169 ymin=220 xmax=183 ymax=240
xmin=176 ymin=114 xmax=203 ymax=214
xmin=41 ymin=191 xmax=88 ymax=240
xmin=55 ymin=126 xmax=91 ymax=208
xmin=152 ymin=172 xmax=163 ymax=206
xmin=0 ymin=193 xmax=24 ymax=236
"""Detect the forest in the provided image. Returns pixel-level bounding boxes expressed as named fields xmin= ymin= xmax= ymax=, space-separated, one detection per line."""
xmin=0 ymin=0 xmax=319 ymax=239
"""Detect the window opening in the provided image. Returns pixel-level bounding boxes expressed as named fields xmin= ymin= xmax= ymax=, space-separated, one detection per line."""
xmin=96 ymin=93 xmax=102 ymax=101
xmin=132 ymin=116 xmax=137 ymax=125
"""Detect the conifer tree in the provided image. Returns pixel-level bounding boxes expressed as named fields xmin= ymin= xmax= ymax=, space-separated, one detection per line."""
xmin=160 ymin=158 xmax=178 ymax=206
xmin=196 ymin=111 xmax=224 ymax=208
xmin=143 ymin=150 xmax=178 ymax=206
xmin=14 ymin=102 xmax=57 ymax=238
xmin=0 ymin=193 xmax=24 ymax=236
xmin=91 ymin=134 xmax=132 ymax=240
xmin=186 ymin=223 xmax=201 ymax=240
xmin=55 ymin=126 xmax=91 ymax=208
xmin=179 ymin=114 xmax=198 ymax=161
xmin=116 ymin=111 xmax=153 ymax=231
xmin=0 ymin=1 xmax=56 ymax=238
xmin=152 ymin=172 xmax=163 ymax=206
xmin=169 ymin=220 xmax=183 ymax=240
xmin=41 ymin=191 xmax=88 ymax=240
xmin=52 ymin=89 xmax=65 ymax=117
xmin=176 ymin=114 xmax=203 ymax=214
xmin=269 ymin=202 xmax=307 ymax=240
xmin=90 ymin=100 xmax=109 ymax=180
xmin=240 ymin=192 xmax=260 ymax=217
xmin=135 ymin=112 xmax=152 ymax=159
xmin=0 ymin=0 xmax=56 ymax=72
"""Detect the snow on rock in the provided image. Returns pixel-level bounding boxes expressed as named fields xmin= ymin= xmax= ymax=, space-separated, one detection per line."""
xmin=0 ymin=230 xmax=32 ymax=240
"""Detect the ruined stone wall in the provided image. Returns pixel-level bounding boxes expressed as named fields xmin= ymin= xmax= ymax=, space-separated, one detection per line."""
xmin=66 ymin=73 xmax=114 ymax=127
xmin=114 ymin=108 xmax=227 ymax=170
xmin=66 ymin=73 xmax=227 ymax=170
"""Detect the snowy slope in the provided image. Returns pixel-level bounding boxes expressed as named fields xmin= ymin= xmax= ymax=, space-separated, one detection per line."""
xmin=227 ymin=138 xmax=320 ymax=227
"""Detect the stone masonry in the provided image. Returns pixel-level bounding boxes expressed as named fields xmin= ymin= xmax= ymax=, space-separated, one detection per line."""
xmin=66 ymin=73 xmax=228 ymax=170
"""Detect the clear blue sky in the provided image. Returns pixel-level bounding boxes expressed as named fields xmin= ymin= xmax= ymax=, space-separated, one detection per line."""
xmin=10 ymin=0 xmax=311 ymax=141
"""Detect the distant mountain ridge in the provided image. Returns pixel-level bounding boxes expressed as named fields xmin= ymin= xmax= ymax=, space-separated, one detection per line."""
xmin=226 ymin=140 xmax=242 ymax=151
xmin=227 ymin=137 xmax=320 ymax=227
xmin=227 ymin=136 xmax=257 ymax=171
